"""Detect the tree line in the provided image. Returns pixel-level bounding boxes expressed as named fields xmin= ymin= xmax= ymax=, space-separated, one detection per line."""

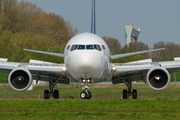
xmin=0 ymin=0 xmax=77 ymax=63
xmin=104 ymin=37 xmax=180 ymax=63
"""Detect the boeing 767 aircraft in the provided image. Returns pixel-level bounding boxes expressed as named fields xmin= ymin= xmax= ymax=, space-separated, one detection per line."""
xmin=0 ymin=32 xmax=179 ymax=99
xmin=1 ymin=1 xmax=180 ymax=99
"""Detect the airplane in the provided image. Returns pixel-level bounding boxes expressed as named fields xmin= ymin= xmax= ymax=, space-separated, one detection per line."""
xmin=1 ymin=0 xmax=180 ymax=100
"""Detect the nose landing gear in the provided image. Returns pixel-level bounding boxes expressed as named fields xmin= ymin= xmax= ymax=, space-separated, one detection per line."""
xmin=80 ymin=91 xmax=92 ymax=99
xmin=80 ymin=79 xmax=92 ymax=99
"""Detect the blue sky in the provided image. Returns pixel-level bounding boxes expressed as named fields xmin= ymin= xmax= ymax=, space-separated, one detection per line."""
xmin=18 ymin=0 xmax=180 ymax=47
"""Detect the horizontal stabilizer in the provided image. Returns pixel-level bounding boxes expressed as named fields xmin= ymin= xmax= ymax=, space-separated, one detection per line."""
xmin=0 ymin=58 xmax=8 ymax=62
xmin=29 ymin=59 xmax=56 ymax=64
xmin=174 ymin=57 xmax=180 ymax=61
xmin=110 ymin=48 xmax=165 ymax=60
xmin=127 ymin=59 xmax=152 ymax=63
xmin=24 ymin=49 xmax=64 ymax=58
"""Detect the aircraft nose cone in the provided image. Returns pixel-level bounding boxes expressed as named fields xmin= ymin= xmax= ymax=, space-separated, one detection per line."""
xmin=76 ymin=51 xmax=94 ymax=71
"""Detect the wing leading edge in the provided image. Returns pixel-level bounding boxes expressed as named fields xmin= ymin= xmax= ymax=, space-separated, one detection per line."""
xmin=24 ymin=49 xmax=64 ymax=58
xmin=110 ymin=48 xmax=165 ymax=60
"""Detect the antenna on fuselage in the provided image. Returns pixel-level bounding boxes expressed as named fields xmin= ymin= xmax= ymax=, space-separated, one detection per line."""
xmin=91 ymin=0 xmax=96 ymax=34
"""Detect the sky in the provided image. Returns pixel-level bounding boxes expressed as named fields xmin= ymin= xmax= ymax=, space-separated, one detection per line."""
xmin=18 ymin=0 xmax=180 ymax=47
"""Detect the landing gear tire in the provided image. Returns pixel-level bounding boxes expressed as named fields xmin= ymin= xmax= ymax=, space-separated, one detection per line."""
xmin=54 ymin=90 xmax=59 ymax=99
xmin=80 ymin=91 xmax=87 ymax=99
xmin=87 ymin=91 xmax=92 ymax=99
xmin=44 ymin=75 xmax=62 ymax=99
xmin=132 ymin=89 xmax=137 ymax=99
xmin=123 ymin=89 xmax=128 ymax=99
xmin=44 ymin=90 xmax=49 ymax=99
xmin=80 ymin=91 xmax=92 ymax=99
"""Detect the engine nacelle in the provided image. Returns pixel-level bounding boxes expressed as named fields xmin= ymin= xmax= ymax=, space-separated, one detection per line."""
xmin=146 ymin=67 xmax=170 ymax=91
xmin=8 ymin=68 xmax=32 ymax=91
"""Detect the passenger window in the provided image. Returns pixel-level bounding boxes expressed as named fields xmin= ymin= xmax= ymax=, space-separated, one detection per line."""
xmin=78 ymin=45 xmax=85 ymax=50
xmin=70 ymin=45 xmax=78 ymax=51
xmin=86 ymin=45 xmax=94 ymax=50
xmin=94 ymin=45 xmax=102 ymax=51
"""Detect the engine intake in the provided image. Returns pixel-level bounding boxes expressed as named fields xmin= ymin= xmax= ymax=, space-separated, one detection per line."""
xmin=146 ymin=67 xmax=170 ymax=91
xmin=8 ymin=68 xmax=32 ymax=91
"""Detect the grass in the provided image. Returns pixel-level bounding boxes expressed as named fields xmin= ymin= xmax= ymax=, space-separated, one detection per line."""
xmin=0 ymin=73 xmax=8 ymax=83
xmin=1 ymin=99 xmax=180 ymax=120
xmin=1 ymin=84 xmax=180 ymax=119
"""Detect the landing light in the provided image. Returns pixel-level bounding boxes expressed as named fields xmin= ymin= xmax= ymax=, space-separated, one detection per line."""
xmin=112 ymin=66 xmax=116 ymax=72
xmin=87 ymin=79 xmax=90 ymax=83
xmin=62 ymin=67 xmax=67 ymax=72
xmin=83 ymin=79 xmax=86 ymax=82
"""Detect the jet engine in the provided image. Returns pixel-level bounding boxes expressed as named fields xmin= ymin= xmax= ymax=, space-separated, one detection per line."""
xmin=8 ymin=68 xmax=32 ymax=91
xmin=146 ymin=67 xmax=170 ymax=91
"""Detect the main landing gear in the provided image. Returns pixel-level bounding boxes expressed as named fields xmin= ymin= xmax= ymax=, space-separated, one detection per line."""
xmin=122 ymin=75 xmax=137 ymax=99
xmin=44 ymin=75 xmax=60 ymax=99
xmin=80 ymin=79 xmax=92 ymax=99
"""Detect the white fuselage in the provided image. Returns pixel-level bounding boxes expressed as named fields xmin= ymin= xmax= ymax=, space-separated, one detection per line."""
xmin=64 ymin=33 xmax=112 ymax=83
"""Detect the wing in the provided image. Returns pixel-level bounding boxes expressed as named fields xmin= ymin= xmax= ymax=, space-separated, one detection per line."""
xmin=113 ymin=60 xmax=180 ymax=77
xmin=111 ymin=59 xmax=180 ymax=90
xmin=0 ymin=59 xmax=69 ymax=91
xmin=110 ymin=48 xmax=165 ymax=60
xmin=0 ymin=61 xmax=66 ymax=79
xmin=24 ymin=49 xmax=64 ymax=58
xmin=112 ymin=62 xmax=152 ymax=83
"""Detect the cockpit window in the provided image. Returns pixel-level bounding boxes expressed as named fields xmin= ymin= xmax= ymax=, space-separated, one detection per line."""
xmin=78 ymin=45 xmax=85 ymax=50
xmin=70 ymin=45 xmax=78 ymax=51
xmin=86 ymin=45 xmax=94 ymax=50
xmin=93 ymin=45 xmax=102 ymax=51
xmin=70 ymin=44 xmax=102 ymax=51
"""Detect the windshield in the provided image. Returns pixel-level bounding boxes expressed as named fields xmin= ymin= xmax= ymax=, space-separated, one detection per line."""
xmin=94 ymin=45 xmax=102 ymax=51
xmin=77 ymin=45 xmax=85 ymax=50
xmin=70 ymin=44 xmax=102 ymax=51
xmin=86 ymin=45 xmax=94 ymax=50
xmin=70 ymin=45 xmax=78 ymax=51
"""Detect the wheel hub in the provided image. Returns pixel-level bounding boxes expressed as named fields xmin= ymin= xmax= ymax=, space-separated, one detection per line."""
xmin=81 ymin=93 xmax=86 ymax=98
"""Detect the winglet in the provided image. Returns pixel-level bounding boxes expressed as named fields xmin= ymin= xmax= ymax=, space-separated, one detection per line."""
xmin=24 ymin=49 xmax=64 ymax=58
xmin=110 ymin=48 xmax=165 ymax=60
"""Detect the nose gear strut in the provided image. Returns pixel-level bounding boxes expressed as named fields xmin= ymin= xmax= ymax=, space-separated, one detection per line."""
xmin=80 ymin=79 xmax=92 ymax=99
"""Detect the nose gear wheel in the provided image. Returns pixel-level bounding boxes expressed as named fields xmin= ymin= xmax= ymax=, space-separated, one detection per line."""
xmin=80 ymin=79 xmax=92 ymax=99
xmin=80 ymin=91 xmax=92 ymax=99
